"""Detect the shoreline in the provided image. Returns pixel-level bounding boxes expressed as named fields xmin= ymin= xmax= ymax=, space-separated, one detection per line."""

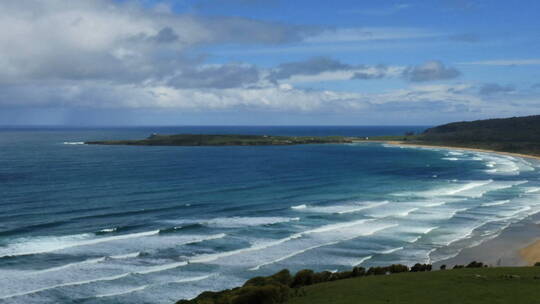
xmin=355 ymin=140 xmax=540 ymax=161
xmin=357 ymin=140 xmax=540 ymax=268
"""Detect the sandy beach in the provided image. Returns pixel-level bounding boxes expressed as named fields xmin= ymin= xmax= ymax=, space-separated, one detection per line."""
xmin=519 ymin=240 xmax=540 ymax=265
xmin=357 ymin=140 xmax=540 ymax=267
xmin=355 ymin=140 xmax=540 ymax=161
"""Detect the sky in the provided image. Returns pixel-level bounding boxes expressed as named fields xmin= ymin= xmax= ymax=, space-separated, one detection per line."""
xmin=0 ymin=0 xmax=539 ymax=126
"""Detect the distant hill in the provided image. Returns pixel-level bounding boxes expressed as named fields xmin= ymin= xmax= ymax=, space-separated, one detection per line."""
xmin=417 ymin=115 xmax=540 ymax=156
xmin=423 ymin=115 xmax=540 ymax=142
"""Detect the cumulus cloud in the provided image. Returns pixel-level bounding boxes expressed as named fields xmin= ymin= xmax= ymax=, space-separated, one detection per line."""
xmin=167 ymin=64 xmax=261 ymax=89
xmin=458 ymin=59 xmax=540 ymax=66
xmin=352 ymin=65 xmax=390 ymax=79
xmin=268 ymin=58 xmax=407 ymax=83
xmin=402 ymin=61 xmax=461 ymax=82
xmin=479 ymin=83 xmax=515 ymax=95
xmin=0 ymin=0 xmax=319 ymax=85
xmin=268 ymin=57 xmax=354 ymax=81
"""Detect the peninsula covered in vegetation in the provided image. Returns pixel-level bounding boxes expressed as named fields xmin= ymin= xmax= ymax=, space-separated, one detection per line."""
xmin=86 ymin=134 xmax=355 ymax=146
xmin=86 ymin=115 xmax=540 ymax=156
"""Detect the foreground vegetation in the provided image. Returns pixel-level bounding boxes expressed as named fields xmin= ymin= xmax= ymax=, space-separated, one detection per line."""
xmin=175 ymin=261 xmax=540 ymax=304
xmin=288 ymin=266 xmax=540 ymax=304
xmin=86 ymin=134 xmax=355 ymax=146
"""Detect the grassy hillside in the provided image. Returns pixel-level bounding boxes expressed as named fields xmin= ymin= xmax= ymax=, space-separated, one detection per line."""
xmin=288 ymin=267 xmax=540 ymax=304
xmin=176 ymin=262 xmax=540 ymax=304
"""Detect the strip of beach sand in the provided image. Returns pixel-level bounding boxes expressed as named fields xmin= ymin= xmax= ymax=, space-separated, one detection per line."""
xmin=355 ymin=140 xmax=540 ymax=161
xmin=358 ymin=140 xmax=540 ymax=267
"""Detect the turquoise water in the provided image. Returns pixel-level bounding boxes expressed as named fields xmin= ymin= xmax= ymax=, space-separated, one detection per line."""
xmin=0 ymin=126 xmax=539 ymax=303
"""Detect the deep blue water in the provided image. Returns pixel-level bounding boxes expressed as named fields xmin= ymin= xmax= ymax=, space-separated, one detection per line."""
xmin=1 ymin=126 xmax=539 ymax=303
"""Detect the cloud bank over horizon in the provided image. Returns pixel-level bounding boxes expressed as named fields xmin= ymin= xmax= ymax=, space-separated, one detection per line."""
xmin=0 ymin=0 xmax=538 ymax=125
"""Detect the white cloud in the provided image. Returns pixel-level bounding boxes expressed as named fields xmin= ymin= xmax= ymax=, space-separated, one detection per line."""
xmin=458 ymin=59 xmax=540 ymax=66
xmin=304 ymin=27 xmax=440 ymax=43
xmin=0 ymin=0 xmax=317 ymax=84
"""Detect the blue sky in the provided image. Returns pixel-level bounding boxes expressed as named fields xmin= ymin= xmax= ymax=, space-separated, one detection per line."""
xmin=0 ymin=0 xmax=539 ymax=125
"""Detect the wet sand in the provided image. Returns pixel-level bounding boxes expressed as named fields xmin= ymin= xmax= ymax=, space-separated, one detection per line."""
xmin=433 ymin=214 xmax=540 ymax=268
xmin=355 ymin=140 xmax=540 ymax=161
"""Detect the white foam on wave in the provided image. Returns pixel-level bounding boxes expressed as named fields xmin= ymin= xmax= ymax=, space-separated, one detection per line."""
xmin=94 ymin=275 xmax=212 ymax=299
xmin=0 ymin=271 xmax=131 ymax=300
xmin=291 ymin=204 xmax=307 ymax=210
xmin=249 ymin=241 xmax=341 ymax=271
xmin=99 ymin=228 xmax=118 ymax=233
xmin=353 ymin=255 xmax=373 ymax=266
xmin=29 ymin=251 xmax=141 ymax=275
xmin=379 ymin=247 xmax=404 ymax=254
xmin=295 ymin=201 xmax=390 ymax=215
xmin=0 ymin=234 xmax=226 ymax=299
xmin=395 ymin=180 xmax=492 ymax=198
xmin=525 ymin=187 xmax=540 ymax=194
xmin=0 ymin=230 xmax=160 ymax=258
xmin=407 ymin=226 xmax=439 ymax=243
xmin=109 ymin=252 xmax=141 ymax=260
xmin=446 ymin=180 xmax=493 ymax=195
xmin=425 ymin=201 xmax=447 ymax=207
xmin=398 ymin=179 xmax=525 ymax=200
xmin=190 ymin=219 xmax=395 ymax=266
xmin=442 ymin=157 xmax=459 ymax=161
xmin=481 ymin=200 xmax=510 ymax=207
xmin=171 ymin=217 xmax=299 ymax=229
xmin=478 ymin=153 xmax=533 ymax=175
xmin=249 ymin=222 xmax=397 ymax=271
xmin=63 ymin=142 xmax=85 ymax=145
xmin=456 ymin=180 xmax=527 ymax=198
xmin=31 ymin=257 xmax=107 ymax=275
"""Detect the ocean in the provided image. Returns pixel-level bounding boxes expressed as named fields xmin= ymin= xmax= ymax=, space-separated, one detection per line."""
xmin=1 ymin=126 xmax=539 ymax=303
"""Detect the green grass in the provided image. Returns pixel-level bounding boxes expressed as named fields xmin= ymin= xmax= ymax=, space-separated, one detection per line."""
xmin=287 ymin=267 xmax=540 ymax=304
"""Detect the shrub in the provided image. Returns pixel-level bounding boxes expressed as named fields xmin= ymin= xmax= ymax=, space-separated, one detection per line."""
xmin=292 ymin=269 xmax=315 ymax=287
xmin=388 ymin=264 xmax=409 ymax=273
xmin=534 ymin=262 xmax=540 ymax=267
xmin=453 ymin=264 xmax=464 ymax=269
xmin=312 ymin=271 xmax=333 ymax=284
xmin=352 ymin=266 xmax=366 ymax=277
xmin=440 ymin=264 xmax=446 ymax=270
xmin=466 ymin=261 xmax=485 ymax=268
xmin=410 ymin=263 xmax=432 ymax=272
xmin=232 ymin=285 xmax=287 ymax=304
xmin=270 ymin=269 xmax=293 ymax=286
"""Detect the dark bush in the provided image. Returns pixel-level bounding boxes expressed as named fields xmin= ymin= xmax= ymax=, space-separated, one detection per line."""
xmin=453 ymin=264 xmax=464 ymax=269
xmin=352 ymin=266 xmax=366 ymax=277
xmin=270 ymin=269 xmax=293 ymax=286
xmin=535 ymin=262 xmax=540 ymax=267
xmin=312 ymin=271 xmax=333 ymax=284
xmin=366 ymin=266 xmax=387 ymax=276
xmin=232 ymin=284 xmax=288 ymax=304
xmin=440 ymin=264 xmax=446 ymax=270
xmin=292 ymin=269 xmax=315 ymax=287
xmin=466 ymin=261 xmax=485 ymax=268
xmin=410 ymin=263 xmax=432 ymax=272
xmin=388 ymin=264 xmax=409 ymax=273
xmin=244 ymin=276 xmax=272 ymax=287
